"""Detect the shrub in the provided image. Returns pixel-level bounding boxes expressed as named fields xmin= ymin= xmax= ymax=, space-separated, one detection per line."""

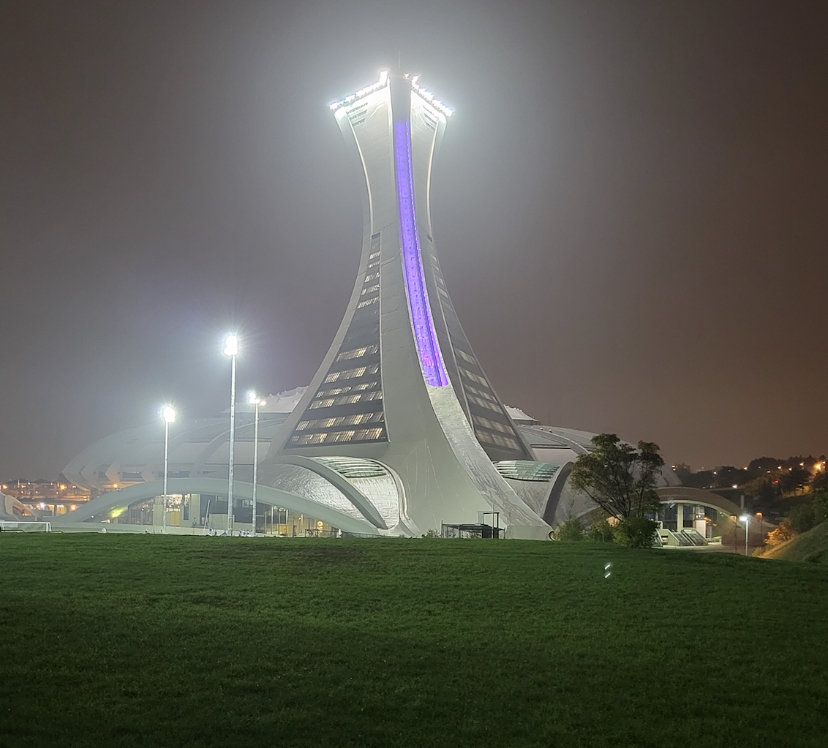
xmin=554 ymin=517 xmax=584 ymax=541
xmin=612 ymin=517 xmax=659 ymax=548
xmin=813 ymin=490 xmax=828 ymax=524
xmin=788 ymin=503 xmax=817 ymax=534
xmin=586 ymin=519 xmax=615 ymax=543
xmin=765 ymin=519 xmax=795 ymax=547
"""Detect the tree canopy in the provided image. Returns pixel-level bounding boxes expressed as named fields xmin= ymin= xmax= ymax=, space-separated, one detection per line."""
xmin=569 ymin=434 xmax=664 ymax=519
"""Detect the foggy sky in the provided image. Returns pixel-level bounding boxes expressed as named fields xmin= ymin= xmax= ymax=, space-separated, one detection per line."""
xmin=2 ymin=0 xmax=826 ymax=479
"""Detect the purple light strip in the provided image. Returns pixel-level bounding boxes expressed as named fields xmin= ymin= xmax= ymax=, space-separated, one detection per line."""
xmin=393 ymin=119 xmax=449 ymax=387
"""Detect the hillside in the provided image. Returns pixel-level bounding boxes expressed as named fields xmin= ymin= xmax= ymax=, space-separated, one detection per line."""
xmin=2 ymin=535 xmax=828 ymax=747
xmin=762 ymin=520 xmax=828 ymax=563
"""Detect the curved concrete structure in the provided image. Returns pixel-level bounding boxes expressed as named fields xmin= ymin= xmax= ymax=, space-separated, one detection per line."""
xmin=53 ymin=477 xmax=378 ymax=535
xmin=270 ymin=455 xmax=389 ymax=529
xmin=654 ymin=486 xmax=743 ymax=517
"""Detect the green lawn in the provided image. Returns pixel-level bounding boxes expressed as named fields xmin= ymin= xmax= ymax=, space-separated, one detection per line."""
xmin=763 ymin=520 xmax=828 ymax=563
xmin=1 ymin=535 xmax=827 ymax=747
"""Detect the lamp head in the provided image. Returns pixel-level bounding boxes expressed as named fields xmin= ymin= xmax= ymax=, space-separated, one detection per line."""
xmin=162 ymin=406 xmax=176 ymax=424
xmin=223 ymin=334 xmax=239 ymax=357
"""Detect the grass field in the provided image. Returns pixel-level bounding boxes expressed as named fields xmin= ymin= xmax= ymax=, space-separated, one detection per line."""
xmin=2 ymin=534 xmax=827 ymax=747
xmin=762 ymin=520 xmax=828 ymax=564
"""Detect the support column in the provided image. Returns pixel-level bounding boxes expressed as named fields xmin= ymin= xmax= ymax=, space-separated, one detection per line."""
xmin=152 ymin=496 xmax=164 ymax=528
xmin=694 ymin=506 xmax=707 ymax=537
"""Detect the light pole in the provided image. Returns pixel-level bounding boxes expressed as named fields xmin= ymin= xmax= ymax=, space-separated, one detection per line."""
xmin=162 ymin=405 xmax=176 ymax=533
xmin=248 ymin=391 xmax=266 ymax=535
xmin=739 ymin=513 xmax=750 ymax=556
xmin=224 ymin=334 xmax=239 ymax=533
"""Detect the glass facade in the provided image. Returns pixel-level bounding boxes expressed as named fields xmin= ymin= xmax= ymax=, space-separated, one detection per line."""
xmin=286 ymin=236 xmax=387 ymax=448
xmin=421 ymin=245 xmax=531 ymax=460
xmin=108 ymin=493 xmax=339 ymax=536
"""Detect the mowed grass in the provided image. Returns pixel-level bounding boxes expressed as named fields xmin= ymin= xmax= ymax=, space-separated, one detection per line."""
xmin=2 ymin=536 xmax=827 ymax=747
xmin=763 ymin=520 xmax=828 ymax=563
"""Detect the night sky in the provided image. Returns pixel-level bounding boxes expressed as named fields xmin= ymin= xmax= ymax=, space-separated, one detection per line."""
xmin=2 ymin=0 xmax=826 ymax=479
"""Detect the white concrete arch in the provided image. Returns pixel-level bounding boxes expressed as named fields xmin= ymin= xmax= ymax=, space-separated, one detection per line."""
xmin=52 ymin=477 xmax=379 ymax=536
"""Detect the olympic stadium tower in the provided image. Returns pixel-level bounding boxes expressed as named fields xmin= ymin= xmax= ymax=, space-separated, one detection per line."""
xmin=55 ymin=73 xmax=569 ymax=538
xmin=264 ymin=73 xmax=549 ymax=538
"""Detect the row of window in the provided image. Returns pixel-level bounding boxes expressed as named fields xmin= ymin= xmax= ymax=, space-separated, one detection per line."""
xmin=421 ymin=107 xmax=438 ymax=123
xmin=295 ymin=411 xmax=384 ymax=432
xmin=309 ymin=390 xmax=383 ymax=409
xmin=468 ymin=393 xmax=502 ymax=413
xmin=456 ymin=348 xmax=478 ymax=366
xmin=464 ymin=381 xmax=497 ymax=405
xmin=460 ymin=366 xmax=489 ymax=388
xmin=324 ymin=363 xmax=380 ymax=384
xmin=475 ymin=415 xmax=514 ymax=436
xmin=357 ymin=296 xmax=378 ymax=309
xmin=317 ymin=381 xmax=375 ymax=397
xmin=361 ymin=283 xmax=379 ymax=297
xmin=335 ymin=343 xmax=379 ymax=363
xmin=289 ymin=427 xmax=385 ymax=446
xmin=476 ymin=429 xmax=522 ymax=452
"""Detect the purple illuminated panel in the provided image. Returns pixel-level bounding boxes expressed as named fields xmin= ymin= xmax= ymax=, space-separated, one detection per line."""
xmin=393 ymin=119 xmax=449 ymax=388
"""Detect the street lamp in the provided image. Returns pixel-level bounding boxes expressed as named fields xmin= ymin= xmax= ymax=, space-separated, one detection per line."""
xmin=162 ymin=405 xmax=176 ymax=533
xmin=224 ymin=334 xmax=239 ymax=533
xmin=739 ymin=513 xmax=750 ymax=556
xmin=248 ymin=391 xmax=266 ymax=535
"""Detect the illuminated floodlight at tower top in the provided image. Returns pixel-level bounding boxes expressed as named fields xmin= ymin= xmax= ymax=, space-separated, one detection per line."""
xmin=329 ymin=71 xmax=454 ymax=118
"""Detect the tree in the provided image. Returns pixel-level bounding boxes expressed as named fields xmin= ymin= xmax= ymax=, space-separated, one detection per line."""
xmin=613 ymin=517 xmax=660 ymax=548
xmin=780 ymin=467 xmax=811 ymax=496
xmin=765 ymin=519 xmax=795 ymax=548
xmin=554 ymin=517 xmax=584 ymax=541
xmin=788 ymin=502 xmax=817 ymax=534
xmin=742 ymin=475 xmax=782 ymax=515
xmin=569 ymin=434 xmax=665 ymax=520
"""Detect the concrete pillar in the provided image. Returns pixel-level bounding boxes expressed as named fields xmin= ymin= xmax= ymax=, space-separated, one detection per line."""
xmin=694 ymin=506 xmax=707 ymax=537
